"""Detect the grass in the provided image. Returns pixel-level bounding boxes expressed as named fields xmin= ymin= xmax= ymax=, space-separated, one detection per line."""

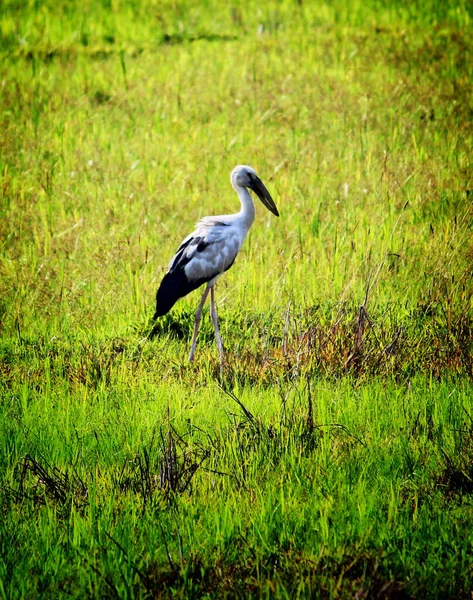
xmin=1 ymin=0 xmax=473 ymax=597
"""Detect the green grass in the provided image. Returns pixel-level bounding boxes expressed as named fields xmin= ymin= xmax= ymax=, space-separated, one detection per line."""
xmin=1 ymin=0 xmax=473 ymax=597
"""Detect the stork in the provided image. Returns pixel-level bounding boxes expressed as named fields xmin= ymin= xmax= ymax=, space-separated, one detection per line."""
xmin=153 ymin=165 xmax=279 ymax=362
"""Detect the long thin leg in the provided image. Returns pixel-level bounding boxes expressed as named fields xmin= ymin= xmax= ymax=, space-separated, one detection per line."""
xmin=189 ymin=285 xmax=211 ymax=362
xmin=210 ymin=285 xmax=224 ymax=366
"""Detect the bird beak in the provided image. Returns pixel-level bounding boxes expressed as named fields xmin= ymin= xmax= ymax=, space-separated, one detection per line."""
xmin=250 ymin=176 xmax=279 ymax=217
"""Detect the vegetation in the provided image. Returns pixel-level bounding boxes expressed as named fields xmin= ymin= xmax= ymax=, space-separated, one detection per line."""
xmin=1 ymin=0 xmax=472 ymax=597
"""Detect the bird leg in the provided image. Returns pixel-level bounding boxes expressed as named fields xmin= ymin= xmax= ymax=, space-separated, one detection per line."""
xmin=210 ymin=285 xmax=224 ymax=367
xmin=188 ymin=285 xmax=211 ymax=362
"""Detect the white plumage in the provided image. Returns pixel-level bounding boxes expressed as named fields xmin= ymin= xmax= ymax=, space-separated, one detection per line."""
xmin=170 ymin=217 xmax=241 ymax=283
xmin=154 ymin=165 xmax=279 ymax=362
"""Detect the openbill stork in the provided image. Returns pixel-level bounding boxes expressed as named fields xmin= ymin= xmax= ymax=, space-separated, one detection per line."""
xmin=153 ymin=165 xmax=279 ymax=362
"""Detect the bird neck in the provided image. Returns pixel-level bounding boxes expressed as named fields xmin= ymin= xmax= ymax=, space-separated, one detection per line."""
xmin=233 ymin=184 xmax=256 ymax=230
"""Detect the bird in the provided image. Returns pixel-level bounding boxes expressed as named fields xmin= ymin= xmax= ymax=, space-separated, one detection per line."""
xmin=153 ymin=165 xmax=279 ymax=363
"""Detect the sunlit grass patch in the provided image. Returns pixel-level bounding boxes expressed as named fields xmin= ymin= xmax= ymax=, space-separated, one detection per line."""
xmin=1 ymin=0 xmax=473 ymax=597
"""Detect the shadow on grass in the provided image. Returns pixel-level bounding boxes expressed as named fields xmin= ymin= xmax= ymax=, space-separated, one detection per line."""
xmin=10 ymin=32 xmax=239 ymax=62
xmin=130 ymin=549 xmax=414 ymax=600
xmin=438 ymin=412 xmax=473 ymax=497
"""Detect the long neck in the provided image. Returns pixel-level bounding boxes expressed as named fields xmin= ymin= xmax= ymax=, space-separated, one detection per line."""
xmin=233 ymin=184 xmax=256 ymax=231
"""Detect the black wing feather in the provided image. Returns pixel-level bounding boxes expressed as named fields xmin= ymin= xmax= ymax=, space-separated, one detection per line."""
xmin=168 ymin=236 xmax=211 ymax=273
xmin=154 ymin=269 xmax=213 ymax=318
xmin=154 ymin=235 xmax=215 ymax=318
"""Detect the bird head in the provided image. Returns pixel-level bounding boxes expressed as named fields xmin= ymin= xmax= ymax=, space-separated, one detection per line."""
xmin=231 ymin=165 xmax=279 ymax=217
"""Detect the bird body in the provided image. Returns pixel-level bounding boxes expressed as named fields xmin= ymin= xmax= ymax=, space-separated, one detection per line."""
xmin=154 ymin=214 xmax=248 ymax=318
xmin=154 ymin=165 xmax=279 ymax=361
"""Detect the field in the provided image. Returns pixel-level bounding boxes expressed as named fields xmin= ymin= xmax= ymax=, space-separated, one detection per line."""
xmin=1 ymin=0 xmax=473 ymax=597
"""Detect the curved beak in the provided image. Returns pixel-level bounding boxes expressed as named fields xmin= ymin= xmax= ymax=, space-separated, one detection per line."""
xmin=250 ymin=176 xmax=279 ymax=217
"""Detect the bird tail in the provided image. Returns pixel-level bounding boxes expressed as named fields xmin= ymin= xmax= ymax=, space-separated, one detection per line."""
xmin=154 ymin=271 xmax=181 ymax=318
xmin=154 ymin=270 xmax=204 ymax=319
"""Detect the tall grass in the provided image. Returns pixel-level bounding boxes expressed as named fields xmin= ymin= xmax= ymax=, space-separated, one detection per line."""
xmin=1 ymin=0 xmax=472 ymax=597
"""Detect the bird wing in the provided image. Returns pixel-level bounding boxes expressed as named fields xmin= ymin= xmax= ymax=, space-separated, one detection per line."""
xmin=168 ymin=219 xmax=241 ymax=282
xmin=168 ymin=233 xmax=206 ymax=272
xmin=155 ymin=215 xmax=247 ymax=318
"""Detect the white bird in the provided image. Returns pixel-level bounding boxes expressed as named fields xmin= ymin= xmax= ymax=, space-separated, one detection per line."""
xmin=153 ymin=165 xmax=279 ymax=362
